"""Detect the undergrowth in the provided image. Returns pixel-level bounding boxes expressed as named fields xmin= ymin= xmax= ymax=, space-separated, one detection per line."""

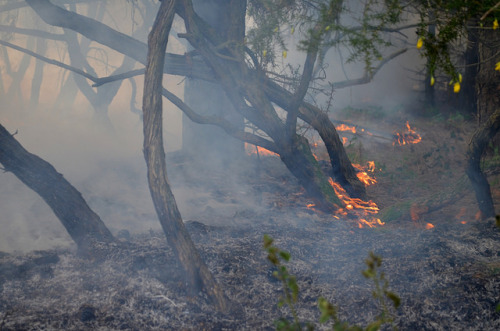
xmin=263 ymin=234 xmax=400 ymax=331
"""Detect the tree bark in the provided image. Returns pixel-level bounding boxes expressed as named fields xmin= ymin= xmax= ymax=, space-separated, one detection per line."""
xmin=465 ymin=108 xmax=500 ymax=220
xmin=0 ymin=123 xmax=114 ymax=252
xmin=142 ymin=0 xmax=229 ymax=312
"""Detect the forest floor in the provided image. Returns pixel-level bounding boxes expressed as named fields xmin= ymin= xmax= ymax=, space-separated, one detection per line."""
xmin=0 ymin=104 xmax=499 ymax=330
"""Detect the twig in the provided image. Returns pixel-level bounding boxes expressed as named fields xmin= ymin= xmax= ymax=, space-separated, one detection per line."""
xmin=480 ymin=1 xmax=500 ymax=21
xmin=0 ymin=39 xmax=97 ymax=82
xmin=331 ymin=48 xmax=407 ymax=89
xmin=92 ymin=68 xmax=145 ymax=87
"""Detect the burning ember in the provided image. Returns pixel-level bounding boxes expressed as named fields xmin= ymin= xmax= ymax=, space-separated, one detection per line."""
xmin=328 ymin=177 xmax=384 ymax=228
xmin=245 ymin=143 xmax=279 ymax=157
xmin=336 ymin=123 xmax=357 ymax=134
xmin=393 ymin=121 xmax=422 ymax=146
xmin=353 ymin=162 xmax=377 ymax=186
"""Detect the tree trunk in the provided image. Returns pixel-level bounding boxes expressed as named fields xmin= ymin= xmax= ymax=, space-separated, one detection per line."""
xmin=476 ymin=28 xmax=500 ymax=126
xmin=459 ymin=20 xmax=479 ymax=115
xmin=465 ymin=108 xmax=500 ymax=220
xmin=142 ymin=0 xmax=229 ymax=312
xmin=263 ymin=78 xmax=367 ymax=199
xmin=182 ymin=0 xmax=245 ymax=169
xmin=0 ymin=123 xmax=114 ymax=252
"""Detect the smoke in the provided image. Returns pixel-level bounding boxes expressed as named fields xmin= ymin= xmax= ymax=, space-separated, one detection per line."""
xmin=0 ymin=0 xmax=425 ymax=253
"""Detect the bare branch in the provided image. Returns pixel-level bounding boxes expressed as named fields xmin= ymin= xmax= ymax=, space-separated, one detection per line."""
xmin=0 ymin=24 xmax=65 ymax=40
xmin=480 ymin=1 xmax=500 ymax=21
xmin=161 ymin=86 xmax=278 ymax=153
xmin=92 ymin=68 xmax=145 ymax=87
xmin=0 ymin=39 xmax=97 ymax=82
xmin=331 ymin=48 xmax=408 ymax=89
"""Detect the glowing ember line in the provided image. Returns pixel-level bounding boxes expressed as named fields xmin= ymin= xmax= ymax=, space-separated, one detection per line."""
xmin=328 ymin=177 xmax=384 ymax=228
xmin=393 ymin=121 xmax=422 ymax=146
xmin=353 ymin=162 xmax=377 ymax=186
xmin=244 ymin=143 xmax=279 ymax=157
xmin=336 ymin=124 xmax=357 ymax=134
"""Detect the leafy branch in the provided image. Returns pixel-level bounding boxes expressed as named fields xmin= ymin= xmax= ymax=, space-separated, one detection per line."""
xmin=263 ymin=234 xmax=400 ymax=331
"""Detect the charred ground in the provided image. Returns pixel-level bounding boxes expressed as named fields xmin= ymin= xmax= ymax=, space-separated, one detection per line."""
xmin=0 ymin=106 xmax=499 ymax=330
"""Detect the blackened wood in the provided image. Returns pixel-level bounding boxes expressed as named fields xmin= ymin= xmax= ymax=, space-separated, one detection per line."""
xmin=142 ymin=0 xmax=229 ymax=312
xmin=0 ymin=123 xmax=114 ymax=251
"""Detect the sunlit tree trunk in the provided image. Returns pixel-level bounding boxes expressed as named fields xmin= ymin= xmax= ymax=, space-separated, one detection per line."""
xmin=142 ymin=0 xmax=230 ymax=312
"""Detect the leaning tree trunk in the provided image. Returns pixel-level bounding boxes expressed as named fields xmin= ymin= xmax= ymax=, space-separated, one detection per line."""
xmin=142 ymin=0 xmax=229 ymax=312
xmin=263 ymin=78 xmax=367 ymax=199
xmin=465 ymin=108 xmax=500 ymax=220
xmin=0 ymin=123 xmax=114 ymax=252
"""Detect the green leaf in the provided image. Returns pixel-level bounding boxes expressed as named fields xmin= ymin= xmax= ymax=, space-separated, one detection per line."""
xmin=279 ymin=251 xmax=291 ymax=262
xmin=386 ymin=291 xmax=401 ymax=308
xmin=263 ymin=234 xmax=273 ymax=248
xmin=365 ymin=320 xmax=382 ymax=331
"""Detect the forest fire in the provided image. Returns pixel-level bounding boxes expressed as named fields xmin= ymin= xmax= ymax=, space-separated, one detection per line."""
xmin=328 ymin=178 xmax=384 ymax=228
xmin=393 ymin=121 xmax=422 ymax=146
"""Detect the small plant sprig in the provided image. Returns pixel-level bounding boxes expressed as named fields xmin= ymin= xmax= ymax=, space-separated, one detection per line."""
xmin=263 ymin=234 xmax=308 ymax=330
xmin=263 ymin=235 xmax=400 ymax=331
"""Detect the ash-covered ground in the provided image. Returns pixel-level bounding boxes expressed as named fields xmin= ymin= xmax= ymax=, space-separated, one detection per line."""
xmin=1 ymin=110 xmax=500 ymax=330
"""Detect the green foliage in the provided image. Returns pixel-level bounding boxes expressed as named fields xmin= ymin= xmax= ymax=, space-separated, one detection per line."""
xmin=246 ymin=0 xmax=403 ymax=73
xmin=415 ymin=0 xmax=500 ymax=81
xmin=263 ymin=235 xmax=400 ymax=330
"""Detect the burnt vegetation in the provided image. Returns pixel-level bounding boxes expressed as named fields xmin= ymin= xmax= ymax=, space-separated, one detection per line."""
xmin=0 ymin=0 xmax=499 ymax=330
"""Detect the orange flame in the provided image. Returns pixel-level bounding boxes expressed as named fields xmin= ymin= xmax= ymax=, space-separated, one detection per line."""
xmin=328 ymin=177 xmax=384 ymax=228
xmin=393 ymin=121 xmax=422 ymax=146
xmin=336 ymin=124 xmax=357 ymax=134
xmin=367 ymin=161 xmax=375 ymax=172
xmin=425 ymin=223 xmax=434 ymax=230
xmin=342 ymin=137 xmax=349 ymax=145
xmin=353 ymin=162 xmax=377 ymax=186
xmin=245 ymin=143 xmax=279 ymax=157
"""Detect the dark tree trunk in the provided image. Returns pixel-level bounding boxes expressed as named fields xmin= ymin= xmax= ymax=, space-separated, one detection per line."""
xmin=0 ymin=123 xmax=114 ymax=252
xmin=476 ymin=27 xmax=500 ymax=133
xmin=465 ymin=108 xmax=500 ymax=220
xmin=142 ymin=0 xmax=229 ymax=312
xmin=424 ymin=11 xmax=435 ymax=108
xmin=182 ymin=0 xmax=245 ymax=168
xmin=460 ymin=20 xmax=479 ymax=115
xmin=264 ymin=78 xmax=367 ymax=199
